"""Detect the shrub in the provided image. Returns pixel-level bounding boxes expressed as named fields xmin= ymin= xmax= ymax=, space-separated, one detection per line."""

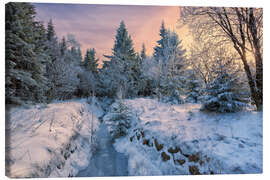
xmin=104 ymin=101 xmax=134 ymax=139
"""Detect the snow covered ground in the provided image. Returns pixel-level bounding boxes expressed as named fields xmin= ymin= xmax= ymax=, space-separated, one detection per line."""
xmin=5 ymin=98 xmax=104 ymax=178
xmin=110 ymin=98 xmax=262 ymax=175
xmin=5 ymin=97 xmax=262 ymax=177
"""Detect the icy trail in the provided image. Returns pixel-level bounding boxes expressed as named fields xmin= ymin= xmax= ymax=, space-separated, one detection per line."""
xmin=76 ymin=123 xmax=128 ymax=177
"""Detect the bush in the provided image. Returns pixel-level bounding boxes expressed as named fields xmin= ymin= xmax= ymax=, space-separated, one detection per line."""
xmin=160 ymin=89 xmax=185 ymax=105
xmin=200 ymin=73 xmax=249 ymax=113
xmin=77 ymin=71 xmax=95 ymax=97
xmin=103 ymin=101 xmax=134 ymax=140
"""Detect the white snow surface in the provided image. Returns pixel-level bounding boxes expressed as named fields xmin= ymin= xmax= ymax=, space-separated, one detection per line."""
xmin=113 ymin=98 xmax=262 ymax=175
xmin=6 ymin=98 xmax=103 ymax=178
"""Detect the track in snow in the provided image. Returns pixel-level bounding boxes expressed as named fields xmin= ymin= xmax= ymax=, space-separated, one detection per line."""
xmin=76 ymin=123 xmax=128 ymax=177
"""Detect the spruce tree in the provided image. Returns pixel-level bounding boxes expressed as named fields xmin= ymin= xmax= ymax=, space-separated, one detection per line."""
xmin=153 ymin=21 xmax=168 ymax=64
xmin=201 ymin=70 xmax=249 ymax=113
xmin=45 ymin=19 xmax=59 ymax=62
xmin=47 ymin=19 xmax=55 ymax=41
xmin=45 ymin=19 xmax=60 ymax=101
xmin=101 ymin=21 xmax=141 ymax=98
xmin=77 ymin=47 xmax=82 ymax=63
xmin=112 ymin=21 xmax=136 ymax=59
xmin=84 ymin=48 xmax=99 ymax=74
xmin=140 ymin=43 xmax=147 ymax=60
xmin=185 ymin=70 xmax=201 ymax=103
xmin=60 ymin=36 xmax=67 ymax=56
xmin=5 ymin=2 xmax=49 ymax=104
xmin=153 ymin=27 xmax=186 ymax=104
xmin=70 ymin=46 xmax=77 ymax=56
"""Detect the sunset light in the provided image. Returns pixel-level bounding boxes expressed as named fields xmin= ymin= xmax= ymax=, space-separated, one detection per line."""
xmin=5 ymin=2 xmax=263 ymax=178
xmin=34 ymin=4 xmax=191 ymax=63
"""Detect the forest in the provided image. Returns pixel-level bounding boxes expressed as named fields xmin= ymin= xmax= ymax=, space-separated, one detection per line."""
xmin=6 ymin=3 xmax=263 ymax=112
xmin=5 ymin=2 xmax=263 ymax=178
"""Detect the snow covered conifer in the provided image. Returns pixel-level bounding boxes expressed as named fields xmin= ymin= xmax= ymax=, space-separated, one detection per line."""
xmin=137 ymin=57 xmax=159 ymax=96
xmin=77 ymin=47 xmax=82 ymax=63
xmin=5 ymin=2 xmax=49 ymax=104
xmin=45 ymin=19 xmax=59 ymax=61
xmin=140 ymin=43 xmax=147 ymax=60
xmin=77 ymin=48 xmax=99 ymax=97
xmin=60 ymin=36 xmax=67 ymax=56
xmin=153 ymin=21 xmax=168 ymax=64
xmin=153 ymin=24 xmax=187 ymax=104
xmin=84 ymin=48 xmax=99 ymax=74
xmin=100 ymin=21 xmax=141 ymax=98
xmin=112 ymin=21 xmax=136 ymax=59
xmin=201 ymin=70 xmax=249 ymax=113
xmin=47 ymin=19 xmax=55 ymax=41
xmin=68 ymin=46 xmax=82 ymax=65
xmin=50 ymin=57 xmax=82 ymax=100
xmin=46 ymin=34 xmax=83 ymax=100
xmin=104 ymin=101 xmax=134 ymax=140
xmin=77 ymin=70 xmax=96 ymax=97
xmin=185 ymin=70 xmax=202 ymax=103
xmin=70 ymin=46 xmax=76 ymax=56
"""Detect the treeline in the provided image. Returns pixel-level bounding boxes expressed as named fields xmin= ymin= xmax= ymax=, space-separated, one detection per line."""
xmin=5 ymin=2 xmax=97 ymax=104
xmin=6 ymin=2 xmax=253 ymax=113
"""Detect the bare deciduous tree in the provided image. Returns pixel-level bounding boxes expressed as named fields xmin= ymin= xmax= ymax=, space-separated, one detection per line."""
xmin=180 ymin=7 xmax=263 ymax=110
xmin=188 ymin=38 xmax=243 ymax=85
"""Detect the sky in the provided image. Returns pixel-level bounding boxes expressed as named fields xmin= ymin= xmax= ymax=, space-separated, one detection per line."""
xmin=33 ymin=3 xmax=191 ymax=63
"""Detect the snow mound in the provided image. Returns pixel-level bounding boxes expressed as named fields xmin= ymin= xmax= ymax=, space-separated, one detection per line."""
xmin=113 ymin=98 xmax=262 ymax=175
xmin=6 ymin=99 xmax=103 ymax=178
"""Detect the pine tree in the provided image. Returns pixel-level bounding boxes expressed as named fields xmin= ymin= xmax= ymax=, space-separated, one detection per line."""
xmin=45 ymin=30 xmax=83 ymax=100
xmin=45 ymin=19 xmax=59 ymax=62
xmin=84 ymin=48 xmax=99 ymax=74
xmin=5 ymin=2 xmax=49 ymax=104
xmin=76 ymin=48 xmax=99 ymax=97
xmin=153 ymin=27 xmax=186 ymax=104
xmin=164 ymin=31 xmax=186 ymax=78
xmin=153 ymin=21 xmax=168 ymax=64
xmin=112 ymin=21 xmax=137 ymax=59
xmin=70 ymin=46 xmax=76 ymax=56
xmin=50 ymin=56 xmax=82 ymax=100
xmin=77 ymin=47 xmax=82 ymax=63
xmin=47 ymin=19 xmax=55 ymax=41
xmin=185 ymin=70 xmax=201 ymax=103
xmin=201 ymin=70 xmax=249 ymax=113
xmin=60 ymin=36 xmax=67 ymax=56
xmin=101 ymin=21 xmax=141 ymax=98
xmin=44 ymin=19 xmax=61 ymax=101
xmin=140 ymin=43 xmax=146 ymax=60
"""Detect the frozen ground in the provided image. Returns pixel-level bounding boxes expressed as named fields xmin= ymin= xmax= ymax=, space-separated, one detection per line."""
xmin=111 ymin=98 xmax=262 ymax=175
xmin=5 ymin=98 xmax=103 ymax=178
xmin=5 ymin=97 xmax=262 ymax=177
xmin=76 ymin=123 xmax=128 ymax=177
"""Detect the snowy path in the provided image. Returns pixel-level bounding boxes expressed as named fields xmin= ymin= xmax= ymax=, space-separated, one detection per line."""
xmin=76 ymin=123 xmax=128 ymax=177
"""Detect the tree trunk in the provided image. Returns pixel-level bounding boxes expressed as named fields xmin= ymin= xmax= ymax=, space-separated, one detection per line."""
xmin=249 ymin=8 xmax=263 ymax=110
xmin=255 ymin=53 xmax=263 ymax=110
xmin=240 ymin=52 xmax=262 ymax=110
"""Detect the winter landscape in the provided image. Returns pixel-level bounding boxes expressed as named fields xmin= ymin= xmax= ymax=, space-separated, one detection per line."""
xmin=5 ymin=3 xmax=263 ymax=178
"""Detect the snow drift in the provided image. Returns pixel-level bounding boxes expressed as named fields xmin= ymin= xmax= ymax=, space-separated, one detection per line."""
xmin=106 ymin=98 xmax=262 ymax=175
xmin=5 ymin=98 xmax=103 ymax=178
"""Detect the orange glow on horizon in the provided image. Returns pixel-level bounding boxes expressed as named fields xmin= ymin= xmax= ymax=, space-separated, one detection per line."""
xmin=34 ymin=4 xmax=193 ymax=66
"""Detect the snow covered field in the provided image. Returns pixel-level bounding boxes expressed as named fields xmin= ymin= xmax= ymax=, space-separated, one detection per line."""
xmin=110 ymin=98 xmax=262 ymax=175
xmin=5 ymin=98 xmax=103 ymax=178
xmin=5 ymin=97 xmax=263 ymax=177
